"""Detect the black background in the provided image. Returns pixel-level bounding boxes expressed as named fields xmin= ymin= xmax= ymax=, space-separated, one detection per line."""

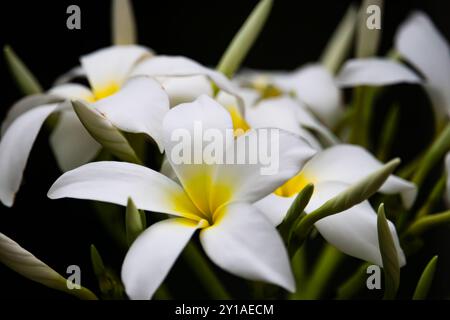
xmin=0 ymin=0 xmax=450 ymax=300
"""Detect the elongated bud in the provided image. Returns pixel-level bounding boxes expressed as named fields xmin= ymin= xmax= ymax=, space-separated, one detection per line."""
xmin=4 ymin=45 xmax=43 ymax=95
xmin=217 ymin=0 xmax=273 ymax=78
xmin=112 ymin=0 xmax=137 ymax=45
xmin=72 ymin=100 xmax=142 ymax=165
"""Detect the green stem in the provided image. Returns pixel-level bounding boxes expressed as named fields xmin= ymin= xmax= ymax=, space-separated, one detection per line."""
xmin=416 ymin=174 xmax=447 ymax=219
xmin=183 ymin=242 xmax=231 ymax=299
xmin=412 ymin=123 xmax=450 ymax=188
xmin=349 ymin=87 xmax=377 ymax=148
xmin=298 ymin=245 xmax=344 ymax=299
xmin=288 ymin=245 xmax=308 ymax=299
xmin=406 ymin=210 xmax=450 ymax=237
xmin=154 ymin=284 xmax=172 ymax=300
xmin=217 ymin=0 xmax=273 ymax=78
xmin=377 ymin=104 xmax=400 ymax=162
xmin=336 ymin=263 xmax=369 ymax=299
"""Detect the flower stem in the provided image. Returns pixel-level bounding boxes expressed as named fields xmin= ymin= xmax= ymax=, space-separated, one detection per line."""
xmin=349 ymin=86 xmax=377 ymax=148
xmin=299 ymin=245 xmax=344 ymax=299
xmin=183 ymin=242 xmax=231 ymax=299
xmin=416 ymin=174 xmax=447 ymax=219
xmin=412 ymin=123 xmax=450 ymax=188
xmin=405 ymin=210 xmax=450 ymax=237
xmin=336 ymin=263 xmax=369 ymax=299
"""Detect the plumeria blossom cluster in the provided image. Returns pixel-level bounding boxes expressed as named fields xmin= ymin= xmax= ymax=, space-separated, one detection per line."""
xmin=1 ymin=0 xmax=449 ymax=300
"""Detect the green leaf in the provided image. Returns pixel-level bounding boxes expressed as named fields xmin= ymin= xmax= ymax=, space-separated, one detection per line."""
xmin=412 ymin=122 xmax=450 ymax=188
xmin=72 ymin=100 xmax=143 ymax=165
xmin=4 ymin=45 xmax=43 ymax=95
xmin=377 ymin=203 xmax=400 ymax=300
xmin=294 ymin=158 xmax=401 ymax=245
xmin=217 ymin=0 xmax=273 ymax=78
xmin=90 ymin=244 xmax=106 ymax=278
xmin=126 ymin=197 xmax=146 ymax=245
xmin=111 ymin=0 xmax=137 ymax=45
xmin=0 ymin=232 xmax=97 ymax=300
xmin=377 ymin=104 xmax=400 ymax=162
xmin=356 ymin=0 xmax=383 ymax=58
xmin=320 ymin=4 xmax=358 ymax=74
xmin=413 ymin=255 xmax=438 ymax=300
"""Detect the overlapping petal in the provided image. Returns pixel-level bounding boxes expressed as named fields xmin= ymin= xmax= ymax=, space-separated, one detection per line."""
xmin=92 ymin=76 xmax=170 ymax=152
xmin=301 ymin=145 xmax=417 ymax=208
xmin=47 ymin=161 xmax=202 ymax=220
xmin=122 ymin=218 xmax=200 ymax=300
xmin=80 ymin=45 xmax=152 ymax=99
xmin=306 ymin=181 xmax=406 ymax=267
xmin=200 ymin=202 xmax=295 ymax=292
xmin=395 ymin=11 xmax=450 ymax=117
xmin=49 ymin=110 xmax=101 ymax=172
xmin=162 ymin=95 xmax=233 ymax=214
xmin=336 ymin=58 xmax=421 ymax=87
xmin=0 ymin=104 xmax=60 ymax=206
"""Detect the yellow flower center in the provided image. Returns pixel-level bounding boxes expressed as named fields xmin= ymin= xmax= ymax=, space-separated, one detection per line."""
xmin=226 ymin=105 xmax=250 ymax=136
xmin=275 ymin=172 xmax=311 ymax=197
xmin=93 ymin=82 xmax=120 ymax=101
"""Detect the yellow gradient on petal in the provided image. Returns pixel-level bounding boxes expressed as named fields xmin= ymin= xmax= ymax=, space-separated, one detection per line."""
xmin=251 ymin=76 xmax=282 ymax=99
xmin=167 ymin=190 xmax=205 ymax=222
xmin=175 ymin=217 xmax=209 ymax=229
xmin=93 ymin=82 xmax=120 ymax=100
xmin=209 ymin=182 xmax=233 ymax=219
xmin=226 ymin=105 xmax=250 ymax=136
xmin=274 ymin=172 xmax=311 ymax=197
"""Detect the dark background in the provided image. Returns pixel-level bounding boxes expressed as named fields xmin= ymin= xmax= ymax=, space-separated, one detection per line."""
xmin=0 ymin=0 xmax=450 ymax=299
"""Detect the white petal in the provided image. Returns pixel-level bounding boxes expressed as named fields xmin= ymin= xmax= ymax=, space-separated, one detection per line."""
xmin=336 ymin=58 xmax=422 ymax=87
xmin=122 ymin=218 xmax=199 ymax=300
xmin=254 ymin=193 xmax=295 ymax=226
xmin=158 ymin=75 xmax=213 ymax=107
xmin=48 ymin=83 xmax=95 ymax=102
xmin=93 ymin=76 xmax=170 ymax=152
xmin=53 ymin=66 xmax=86 ymax=86
xmin=132 ymin=55 xmax=245 ymax=111
xmin=274 ymin=65 xmax=342 ymax=126
xmin=80 ymin=45 xmax=151 ymax=97
xmin=245 ymin=96 xmax=320 ymax=147
xmin=49 ymin=110 xmax=101 ymax=172
xmin=306 ymin=181 xmax=406 ymax=267
xmin=162 ymin=95 xmax=233 ymax=214
xmin=247 ymin=96 xmax=338 ymax=147
xmin=0 ymin=104 xmax=59 ymax=207
xmin=302 ymin=144 xmax=417 ymax=208
xmin=1 ymin=95 xmax=62 ymax=135
xmin=395 ymin=11 xmax=450 ymax=116
xmin=48 ymin=161 xmax=202 ymax=220
xmin=200 ymin=202 xmax=295 ymax=292
xmin=211 ymin=129 xmax=316 ymax=208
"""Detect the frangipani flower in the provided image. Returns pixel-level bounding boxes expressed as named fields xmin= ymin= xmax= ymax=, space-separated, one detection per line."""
xmin=236 ymin=64 xmax=343 ymax=127
xmin=47 ymin=95 xmax=317 ymax=299
xmin=255 ymin=145 xmax=417 ymax=266
xmin=0 ymin=45 xmax=170 ymax=207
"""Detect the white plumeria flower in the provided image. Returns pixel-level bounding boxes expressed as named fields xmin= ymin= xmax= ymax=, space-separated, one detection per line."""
xmin=0 ymin=45 xmax=170 ymax=207
xmin=235 ymin=64 xmax=343 ymax=127
xmin=47 ymin=95 xmax=316 ymax=299
xmin=255 ymin=144 xmax=417 ymax=267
